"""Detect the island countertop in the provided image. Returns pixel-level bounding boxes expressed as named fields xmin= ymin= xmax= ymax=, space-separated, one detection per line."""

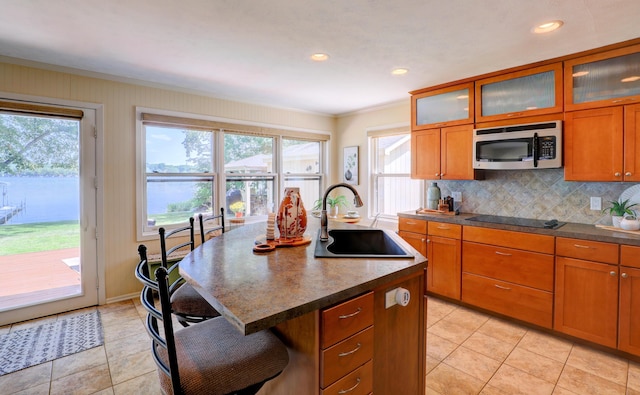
xmin=179 ymin=219 xmax=427 ymax=335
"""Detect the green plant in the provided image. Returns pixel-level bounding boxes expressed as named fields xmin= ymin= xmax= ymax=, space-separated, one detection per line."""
xmin=313 ymin=195 xmax=348 ymax=210
xmin=602 ymin=198 xmax=638 ymax=216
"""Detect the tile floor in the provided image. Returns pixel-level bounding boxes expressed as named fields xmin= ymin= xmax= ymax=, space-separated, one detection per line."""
xmin=426 ymin=296 xmax=640 ymax=395
xmin=0 ymin=295 xmax=639 ymax=394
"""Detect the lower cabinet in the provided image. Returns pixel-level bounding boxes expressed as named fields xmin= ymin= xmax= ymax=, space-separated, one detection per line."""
xmin=619 ymin=245 xmax=640 ymax=355
xmin=320 ymin=292 xmax=374 ymax=394
xmin=426 ymin=222 xmax=461 ymax=299
xmin=462 ymin=227 xmax=555 ymax=328
xmin=398 ymin=217 xmax=427 ymax=257
xmin=554 ymin=238 xmax=619 ymax=348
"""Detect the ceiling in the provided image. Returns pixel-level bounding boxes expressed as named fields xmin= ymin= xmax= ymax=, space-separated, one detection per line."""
xmin=0 ymin=0 xmax=639 ymax=115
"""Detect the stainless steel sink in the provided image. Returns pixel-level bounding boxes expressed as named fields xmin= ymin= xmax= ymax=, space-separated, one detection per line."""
xmin=314 ymin=229 xmax=414 ymax=258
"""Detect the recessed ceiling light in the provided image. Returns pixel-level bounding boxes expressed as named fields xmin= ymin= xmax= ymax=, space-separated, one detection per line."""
xmin=392 ymin=68 xmax=409 ymax=75
xmin=311 ymin=53 xmax=329 ymax=62
xmin=533 ymin=20 xmax=564 ymax=34
xmin=621 ymin=76 xmax=640 ymax=82
xmin=573 ymin=71 xmax=589 ymax=77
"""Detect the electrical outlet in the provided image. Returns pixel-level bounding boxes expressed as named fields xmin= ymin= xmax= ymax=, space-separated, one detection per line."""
xmin=452 ymin=191 xmax=462 ymax=202
xmin=590 ymin=197 xmax=602 ymax=211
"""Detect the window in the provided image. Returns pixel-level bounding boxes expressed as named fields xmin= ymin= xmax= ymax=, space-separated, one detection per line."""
xmin=137 ymin=109 xmax=328 ymax=238
xmin=370 ymin=131 xmax=423 ymax=218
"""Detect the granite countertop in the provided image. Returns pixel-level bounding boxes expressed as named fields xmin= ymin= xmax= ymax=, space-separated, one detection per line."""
xmin=398 ymin=211 xmax=640 ymax=247
xmin=179 ymin=219 xmax=427 ymax=335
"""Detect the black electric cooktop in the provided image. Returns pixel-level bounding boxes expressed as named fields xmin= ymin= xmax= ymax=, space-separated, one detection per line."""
xmin=466 ymin=215 xmax=565 ymax=229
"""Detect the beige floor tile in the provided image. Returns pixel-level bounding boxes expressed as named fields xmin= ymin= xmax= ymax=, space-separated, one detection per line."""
xmin=480 ymin=385 xmax=510 ymax=394
xmin=52 ymin=345 xmax=108 ymax=380
xmin=50 ymin=364 xmax=112 ymax=395
xmin=517 ymin=330 xmax=573 ymax=363
xmin=426 ymin=355 xmax=441 ymax=374
xmin=108 ymin=349 xmax=157 ymax=385
xmin=427 ymin=332 xmax=459 ymax=361
xmin=443 ymin=346 xmax=501 ymax=382
xmin=104 ymin=330 xmax=150 ymax=361
xmin=629 ymin=361 xmax=640 ymax=392
xmin=628 ymin=389 xmax=640 ymax=395
xmin=100 ymin=308 xmax=143 ymax=329
xmin=11 ymin=382 xmax=50 ymax=395
xmin=428 ymin=318 xmax=475 ymax=345
xmin=462 ymin=331 xmax=516 ymax=362
xmin=0 ymin=362 xmax=52 ymax=394
xmin=425 ymin=386 xmax=445 ymax=395
xmin=488 ymin=364 xmax=555 ymax=395
xmin=427 ymin=297 xmax=458 ymax=320
xmin=113 ymin=371 xmax=161 ymax=395
xmin=443 ymin=307 xmax=489 ymax=331
xmin=556 ymin=365 xmax=626 ymax=395
xmin=564 ymin=344 xmax=628 ymax=385
xmin=102 ymin=319 xmax=147 ymax=343
xmin=551 ymin=386 xmax=581 ymax=395
xmin=504 ymin=347 xmax=564 ymax=384
xmin=476 ymin=317 xmax=527 ymax=344
xmin=91 ymin=388 xmax=115 ymax=395
xmin=426 ymin=363 xmax=485 ymax=395
xmin=57 ymin=306 xmax=98 ymax=320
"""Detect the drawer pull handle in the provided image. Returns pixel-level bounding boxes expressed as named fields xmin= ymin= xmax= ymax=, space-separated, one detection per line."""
xmin=338 ymin=377 xmax=361 ymax=394
xmin=437 ymin=225 xmax=450 ymax=230
xmin=339 ymin=307 xmax=362 ymax=319
xmin=338 ymin=343 xmax=362 ymax=357
xmin=406 ymin=221 xmax=416 ymax=225
xmin=494 ymin=284 xmax=511 ymax=290
xmin=573 ymin=244 xmax=591 ymax=249
xmin=495 ymin=251 xmax=512 ymax=256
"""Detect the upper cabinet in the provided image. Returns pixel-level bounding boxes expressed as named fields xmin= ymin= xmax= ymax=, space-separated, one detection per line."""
xmin=475 ymin=63 xmax=563 ymax=123
xmin=411 ymin=83 xmax=474 ymax=130
xmin=564 ymin=44 xmax=640 ymax=111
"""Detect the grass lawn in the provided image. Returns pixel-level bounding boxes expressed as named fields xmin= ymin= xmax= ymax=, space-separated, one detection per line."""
xmin=0 ymin=221 xmax=80 ymax=255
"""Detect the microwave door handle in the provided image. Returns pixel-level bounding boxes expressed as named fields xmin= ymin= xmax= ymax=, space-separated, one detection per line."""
xmin=533 ymin=132 xmax=538 ymax=168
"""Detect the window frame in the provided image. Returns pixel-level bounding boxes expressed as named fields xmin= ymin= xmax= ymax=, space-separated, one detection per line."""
xmin=368 ymin=126 xmax=424 ymax=221
xmin=136 ymin=108 xmax=329 ymax=240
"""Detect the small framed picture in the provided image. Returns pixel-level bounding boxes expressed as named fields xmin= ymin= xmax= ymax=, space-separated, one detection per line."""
xmin=343 ymin=146 xmax=359 ymax=185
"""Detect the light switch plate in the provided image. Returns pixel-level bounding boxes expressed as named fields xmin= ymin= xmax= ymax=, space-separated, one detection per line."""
xmin=590 ymin=197 xmax=602 ymax=211
xmin=385 ymin=288 xmax=398 ymax=308
xmin=452 ymin=191 xmax=462 ymax=202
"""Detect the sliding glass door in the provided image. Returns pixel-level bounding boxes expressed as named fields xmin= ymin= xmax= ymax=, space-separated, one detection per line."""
xmin=0 ymin=105 xmax=97 ymax=325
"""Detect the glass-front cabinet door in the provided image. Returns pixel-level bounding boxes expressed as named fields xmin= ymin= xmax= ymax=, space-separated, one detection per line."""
xmin=475 ymin=63 xmax=563 ymax=123
xmin=565 ymin=44 xmax=640 ymax=111
xmin=411 ymin=83 xmax=474 ymax=130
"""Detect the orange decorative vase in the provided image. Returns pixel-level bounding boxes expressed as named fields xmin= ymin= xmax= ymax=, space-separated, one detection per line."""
xmin=276 ymin=187 xmax=307 ymax=239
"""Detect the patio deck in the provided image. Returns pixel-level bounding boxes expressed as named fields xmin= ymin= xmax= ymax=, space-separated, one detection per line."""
xmin=0 ymin=248 xmax=81 ymax=311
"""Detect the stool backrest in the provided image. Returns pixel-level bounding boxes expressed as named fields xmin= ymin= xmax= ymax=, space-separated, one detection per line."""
xmin=198 ymin=208 xmax=225 ymax=244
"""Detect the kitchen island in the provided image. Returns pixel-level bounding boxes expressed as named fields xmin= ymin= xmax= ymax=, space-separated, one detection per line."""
xmin=180 ymin=219 xmax=427 ymax=394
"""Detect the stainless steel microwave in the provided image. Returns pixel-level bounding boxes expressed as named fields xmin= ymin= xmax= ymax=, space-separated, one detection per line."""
xmin=473 ymin=121 xmax=562 ymax=170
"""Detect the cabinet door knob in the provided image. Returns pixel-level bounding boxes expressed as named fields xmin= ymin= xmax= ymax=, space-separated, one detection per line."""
xmin=615 ymin=172 xmax=621 ymax=177
xmin=622 ymin=272 xmax=628 ymax=278
xmin=626 ymin=172 xmax=632 ymax=176
xmin=426 ymin=239 xmax=430 ymax=243
xmin=610 ymin=271 xmax=617 ymax=277
xmin=435 ymin=173 xmax=439 ymax=177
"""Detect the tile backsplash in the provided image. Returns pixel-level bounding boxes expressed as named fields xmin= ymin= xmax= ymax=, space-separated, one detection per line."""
xmin=432 ymin=169 xmax=638 ymax=226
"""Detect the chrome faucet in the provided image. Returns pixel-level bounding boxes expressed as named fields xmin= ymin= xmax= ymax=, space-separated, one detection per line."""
xmin=320 ymin=183 xmax=364 ymax=241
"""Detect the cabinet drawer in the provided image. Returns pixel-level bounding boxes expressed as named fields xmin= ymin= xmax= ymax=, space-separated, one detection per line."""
xmin=321 ymin=360 xmax=373 ymax=395
xmin=428 ymin=221 xmax=461 ymax=239
xmin=621 ymin=245 xmax=640 ymax=269
xmin=462 ymin=273 xmax=553 ymax=328
xmin=398 ymin=217 xmax=427 ymax=234
xmin=462 ymin=242 xmax=554 ymax=291
xmin=463 ymin=226 xmax=554 ymax=254
xmin=398 ymin=230 xmax=427 ymax=257
xmin=321 ymin=327 xmax=374 ymax=388
xmin=321 ymin=292 xmax=374 ymax=348
xmin=556 ymin=237 xmax=619 ymax=264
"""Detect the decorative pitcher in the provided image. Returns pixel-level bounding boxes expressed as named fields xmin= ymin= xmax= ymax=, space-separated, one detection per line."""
xmin=276 ymin=187 xmax=307 ymax=239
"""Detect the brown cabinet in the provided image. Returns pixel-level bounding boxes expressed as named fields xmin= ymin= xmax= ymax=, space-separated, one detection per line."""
xmin=426 ymin=222 xmax=461 ymax=299
xmin=564 ymin=104 xmax=640 ymax=182
xmin=411 ymin=83 xmax=474 ymax=131
xmin=411 ymin=124 xmax=479 ymax=180
xmin=462 ymin=227 xmax=555 ymax=328
xmin=320 ymin=292 xmax=374 ymax=393
xmin=554 ymin=238 xmax=619 ymax=348
xmin=398 ymin=217 xmax=427 ymax=257
xmin=564 ymin=44 xmax=640 ymax=112
xmin=475 ymin=63 xmax=563 ymax=123
xmin=619 ymin=245 xmax=640 ymax=355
